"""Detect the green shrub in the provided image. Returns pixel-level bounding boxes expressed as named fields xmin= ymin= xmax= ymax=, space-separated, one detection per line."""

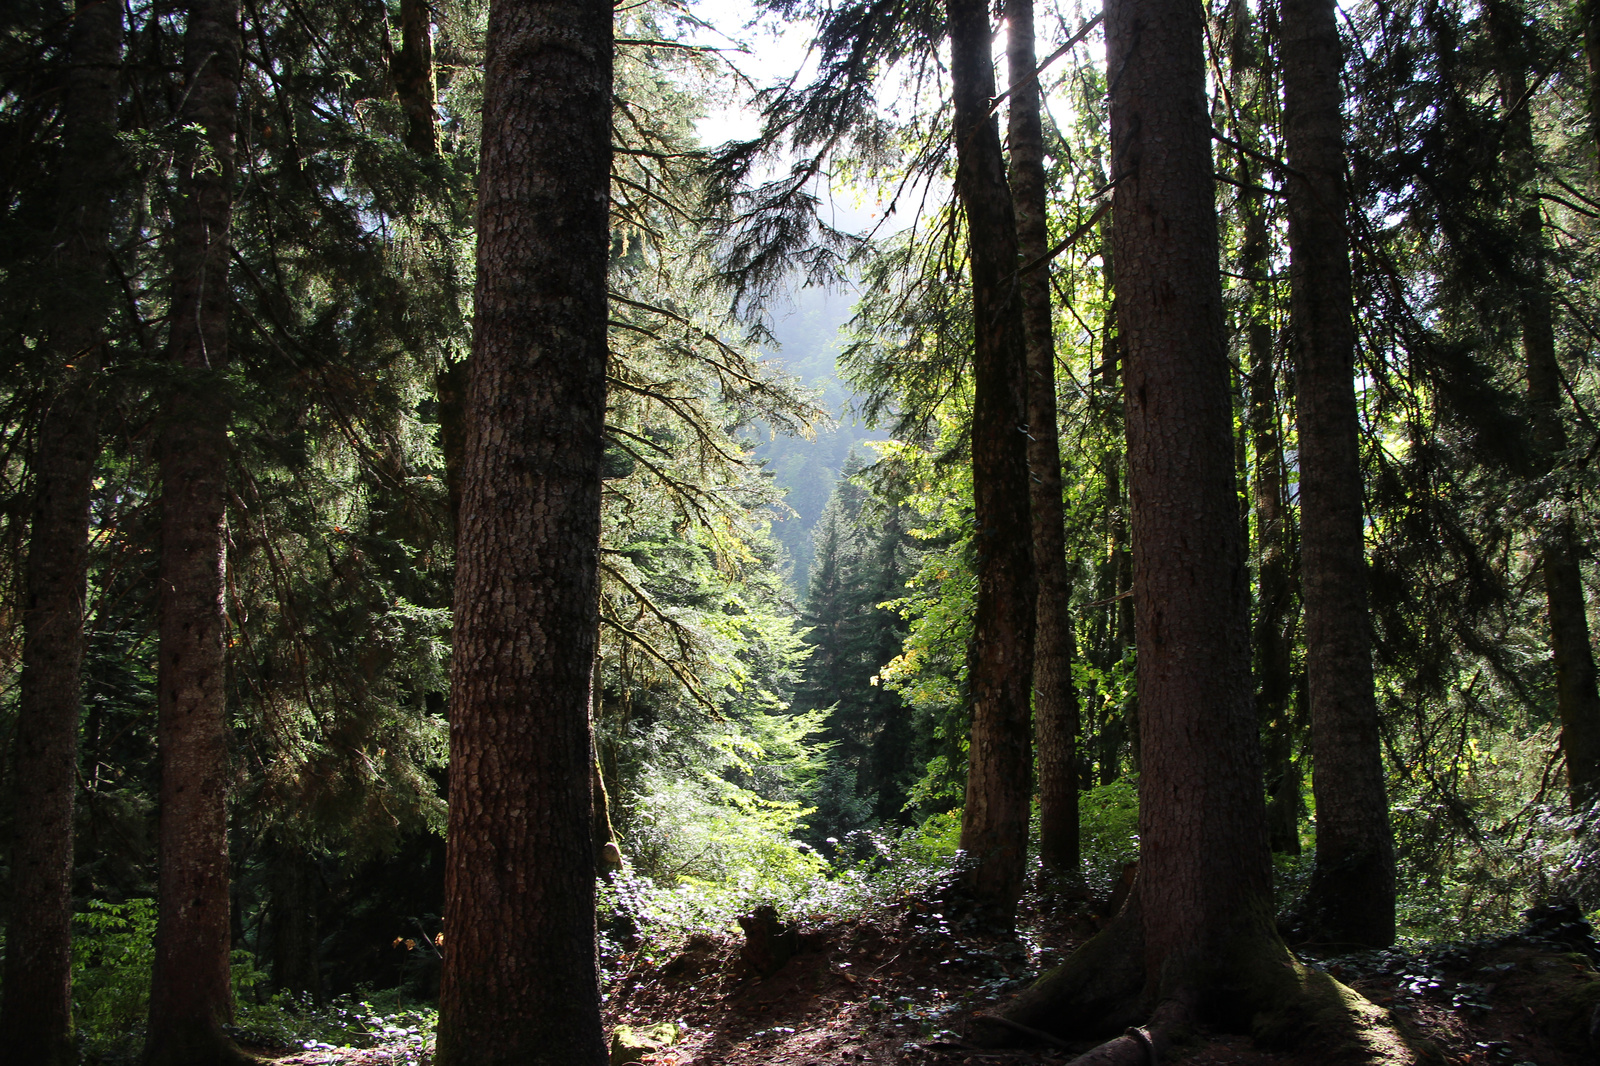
xmin=1079 ymin=777 xmax=1139 ymax=898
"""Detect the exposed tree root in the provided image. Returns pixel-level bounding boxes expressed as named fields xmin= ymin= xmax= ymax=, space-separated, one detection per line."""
xmin=142 ymin=1021 xmax=268 ymax=1066
xmin=972 ymin=896 xmax=1417 ymax=1065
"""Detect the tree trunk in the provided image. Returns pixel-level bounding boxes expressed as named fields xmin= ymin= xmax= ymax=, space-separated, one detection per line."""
xmin=143 ymin=3 xmax=251 ymax=1065
xmin=391 ymin=0 xmax=438 ymax=155
xmin=1586 ymin=0 xmax=1600 ymax=171
xmin=1008 ymin=0 xmax=1079 ymax=878
xmin=1107 ymin=0 xmax=1280 ymax=1003
xmin=948 ymin=0 xmax=1038 ymax=928
xmin=1488 ymin=0 xmax=1600 ymax=813
xmin=1229 ymin=2 xmax=1300 ymax=857
xmin=266 ymin=842 xmax=322 ymax=1002
xmin=0 ymin=4 xmax=121 ymax=1063
xmin=1280 ymin=0 xmax=1396 ymax=947
xmin=979 ymin=5 xmax=1416 ymax=1058
xmin=432 ymin=0 xmax=612 ymax=1060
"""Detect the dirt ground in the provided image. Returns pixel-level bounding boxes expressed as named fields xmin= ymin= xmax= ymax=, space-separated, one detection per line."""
xmin=267 ymin=891 xmax=1600 ymax=1066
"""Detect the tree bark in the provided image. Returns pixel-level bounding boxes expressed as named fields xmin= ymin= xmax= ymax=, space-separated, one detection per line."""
xmin=948 ymin=0 xmax=1038 ymax=928
xmin=432 ymin=0 xmax=612 ymax=1060
xmin=1008 ymin=0 xmax=1079 ymax=878
xmin=1108 ymin=0 xmax=1278 ymax=1004
xmin=1279 ymin=0 xmax=1396 ymax=947
xmin=391 ymin=0 xmax=438 ymax=156
xmin=1487 ymin=0 xmax=1600 ymax=813
xmin=0 ymin=4 xmax=121 ymax=1064
xmin=980 ymin=7 xmax=1416 ymax=1056
xmin=144 ymin=3 xmax=251 ymax=1065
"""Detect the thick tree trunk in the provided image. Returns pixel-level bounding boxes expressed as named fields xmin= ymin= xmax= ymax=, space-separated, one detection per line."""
xmin=1107 ymin=0 xmax=1279 ymax=1004
xmin=143 ymin=3 xmax=251 ymax=1065
xmin=947 ymin=0 xmax=1037 ymax=927
xmin=1008 ymin=0 xmax=1079 ymax=877
xmin=980 ymin=6 xmax=1415 ymax=1060
xmin=0 ymin=4 xmax=121 ymax=1064
xmin=1488 ymin=1 xmax=1600 ymax=813
xmin=432 ymin=0 xmax=612 ymax=1061
xmin=391 ymin=0 xmax=438 ymax=155
xmin=1280 ymin=0 xmax=1396 ymax=947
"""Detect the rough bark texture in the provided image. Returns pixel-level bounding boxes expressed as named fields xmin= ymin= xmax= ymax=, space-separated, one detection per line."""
xmin=948 ymin=0 xmax=1038 ymax=928
xmin=1280 ymin=0 xmax=1396 ymax=947
xmin=0 ymin=4 xmax=121 ymax=1063
xmin=143 ymin=3 xmax=250 ymax=1065
xmin=1107 ymin=0 xmax=1278 ymax=1007
xmin=1488 ymin=1 xmax=1600 ymax=813
xmin=432 ymin=0 xmax=612 ymax=1060
xmin=1008 ymin=0 xmax=1079 ymax=877
xmin=391 ymin=0 xmax=438 ymax=155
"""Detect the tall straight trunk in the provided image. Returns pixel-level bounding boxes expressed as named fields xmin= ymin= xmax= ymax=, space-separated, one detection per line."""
xmin=1107 ymin=0 xmax=1277 ymax=998
xmin=145 ymin=4 xmax=248 ymax=1064
xmin=1248 ymin=317 xmax=1301 ymax=854
xmin=1488 ymin=1 xmax=1600 ymax=812
xmin=147 ymin=10 xmax=249 ymax=1066
xmin=432 ymin=0 xmax=612 ymax=1060
xmin=1280 ymin=0 xmax=1395 ymax=947
xmin=0 ymin=4 xmax=121 ymax=1064
xmin=391 ymin=0 xmax=438 ymax=155
xmin=1586 ymin=0 xmax=1600 ymax=169
xmin=1231 ymin=3 xmax=1300 ymax=856
xmin=1008 ymin=0 xmax=1079 ymax=877
xmin=948 ymin=0 xmax=1037 ymax=928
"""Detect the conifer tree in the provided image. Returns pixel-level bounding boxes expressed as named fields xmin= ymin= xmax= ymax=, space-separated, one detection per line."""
xmin=1280 ymin=0 xmax=1396 ymax=945
xmin=947 ymin=0 xmax=1037 ymax=928
xmin=1007 ymin=0 xmax=1080 ymax=877
xmin=0 ymin=4 xmax=121 ymax=1063
xmin=1486 ymin=0 xmax=1600 ymax=813
xmin=144 ymin=0 xmax=256 ymax=1061
xmin=433 ymin=0 xmax=612 ymax=1060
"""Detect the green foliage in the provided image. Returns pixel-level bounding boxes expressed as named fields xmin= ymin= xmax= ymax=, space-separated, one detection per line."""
xmin=72 ymin=899 xmax=157 ymax=1060
xmin=233 ymin=991 xmax=436 ymax=1059
xmin=1078 ymin=779 xmax=1140 ymax=898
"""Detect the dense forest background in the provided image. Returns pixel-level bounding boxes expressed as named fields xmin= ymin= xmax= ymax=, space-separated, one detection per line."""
xmin=5 ymin=0 xmax=1600 ymax=1060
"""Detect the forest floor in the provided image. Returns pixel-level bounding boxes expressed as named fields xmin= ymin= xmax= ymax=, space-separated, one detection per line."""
xmin=264 ymin=888 xmax=1600 ymax=1066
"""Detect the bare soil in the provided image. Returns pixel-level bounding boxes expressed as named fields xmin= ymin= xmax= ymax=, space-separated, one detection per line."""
xmin=266 ymin=891 xmax=1600 ymax=1066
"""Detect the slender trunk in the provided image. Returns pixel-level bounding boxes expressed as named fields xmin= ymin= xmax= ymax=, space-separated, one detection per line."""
xmin=391 ymin=0 xmax=438 ymax=155
xmin=1280 ymin=0 xmax=1395 ymax=947
xmin=144 ymin=3 xmax=249 ymax=1065
xmin=1488 ymin=1 xmax=1600 ymax=812
xmin=266 ymin=841 xmax=322 ymax=1002
xmin=1245 ymin=216 xmax=1299 ymax=856
xmin=1101 ymin=231 xmax=1139 ymax=780
xmin=433 ymin=0 xmax=612 ymax=1059
xmin=0 ymin=4 xmax=121 ymax=1063
xmin=1107 ymin=0 xmax=1278 ymax=1000
xmin=1008 ymin=0 xmax=1079 ymax=877
xmin=1586 ymin=0 xmax=1600 ymax=171
xmin=947 ymin=0 xmax=1037 ymax=928
xmin=1230 ymin=6 xmax=1300 ymax=855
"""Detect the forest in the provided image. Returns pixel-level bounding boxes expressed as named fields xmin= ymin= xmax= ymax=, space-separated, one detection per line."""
xmin=4 ymin=0 xmax=1600 ymax=1062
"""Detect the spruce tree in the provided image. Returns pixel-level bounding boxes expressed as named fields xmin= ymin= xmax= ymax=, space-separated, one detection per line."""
xmin=0 ymin=3 xmax=121 ymax=1062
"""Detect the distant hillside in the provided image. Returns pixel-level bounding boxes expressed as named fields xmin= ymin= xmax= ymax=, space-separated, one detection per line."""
xmin=752 ymin=284 xmax=885 ymax=592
